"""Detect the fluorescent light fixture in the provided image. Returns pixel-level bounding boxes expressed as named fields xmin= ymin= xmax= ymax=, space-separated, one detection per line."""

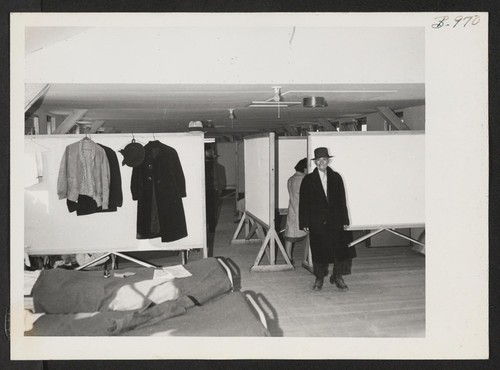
xmin=249 ymin=104 xmax=296 ymax=108
xmin=249 ymin=101 xmax=302 ymax=108
xmin=251 ymin=101 xmax=302 ymax=105
xmin=303 ymin=96 xmax=327 ymax=108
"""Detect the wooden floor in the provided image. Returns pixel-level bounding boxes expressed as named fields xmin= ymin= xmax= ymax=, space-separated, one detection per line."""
xmin=126 ymin=194 xmax=425 ymax=337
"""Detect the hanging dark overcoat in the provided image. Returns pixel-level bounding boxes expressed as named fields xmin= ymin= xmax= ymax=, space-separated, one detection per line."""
xmin=131 ymin=141 xmax=188 ymax=242
xmin=299 ymin=167 xmax=355 ymax=263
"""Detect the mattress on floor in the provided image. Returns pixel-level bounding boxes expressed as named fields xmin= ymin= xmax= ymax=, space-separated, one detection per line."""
xmin=124 ymin=291 xmax=270 ymax=337
xmin=30 ymin=257 xmax=231 ymax=314
xmin=25 ymin=291 xmax=269 ymax=337
xmin=25 ymin=257 xmax=268 ymax=336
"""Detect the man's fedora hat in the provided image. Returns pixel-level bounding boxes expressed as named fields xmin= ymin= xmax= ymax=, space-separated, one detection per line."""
xmin=205 ymin=148 xmax=219 ymax=159
xmin=119 ymin=139 xmax=145 ymax=167
xmin=311 ymin=147 xmax=333 ymax=160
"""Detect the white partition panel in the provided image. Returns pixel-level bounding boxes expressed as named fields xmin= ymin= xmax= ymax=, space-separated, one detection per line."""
xmin=277 ymin=137 xmax=307 ymax=210
xmin=24 ymin=132 xmax=206 ymax=255
xmin=244 ymin=134 xmax=273 ymax=226
xmin=237 ymin=140 xmax=245 ymax=194
xmin=308 ymin=131 xmax=424 ymax=229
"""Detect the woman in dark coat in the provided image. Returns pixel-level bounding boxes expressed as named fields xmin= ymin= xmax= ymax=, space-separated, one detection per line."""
xmin=131 ymin=140 xmax=188 ymax=243
xmin=299 ymin=147 xmax=355 ymax=291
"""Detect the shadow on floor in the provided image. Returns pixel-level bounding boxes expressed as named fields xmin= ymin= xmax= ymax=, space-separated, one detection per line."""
xmin=244 ymin=290 xmax=283 ymax=337
xmin=212 ymin=256 xmax=283 ymax=336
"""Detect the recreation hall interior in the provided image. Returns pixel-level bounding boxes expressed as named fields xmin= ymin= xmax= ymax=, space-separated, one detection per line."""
xmin=20 ymin=25 xmax=426 ymax=339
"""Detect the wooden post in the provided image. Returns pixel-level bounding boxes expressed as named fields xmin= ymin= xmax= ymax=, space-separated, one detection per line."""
xmin=269 ymin=136 xmax=276 ymax=264
xmin=249 ymin=133 xmax=293 ymax=272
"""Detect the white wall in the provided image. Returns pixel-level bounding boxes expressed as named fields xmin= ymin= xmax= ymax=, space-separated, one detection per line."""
xmin=21 ymin=17 xmax=424 ymax=84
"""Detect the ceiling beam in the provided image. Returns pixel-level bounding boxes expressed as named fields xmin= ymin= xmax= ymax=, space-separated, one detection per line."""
xmin=90 ymin=120 xmax=105 ymax=133
xmin=284 ymin=126 xmax=299 ymax=136
xmin=316 ymin=118 xmax=337 ymax=131
xmin=25 ymin=83 xmax=50 ymax=112
xmin=376 ymin=106 xmax=410 ymax=130
xmin=53 ymin=109 xmax=88 ymax=134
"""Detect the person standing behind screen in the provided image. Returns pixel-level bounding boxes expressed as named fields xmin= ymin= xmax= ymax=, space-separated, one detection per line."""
xmin=299 ymin=147 xmax=356 ymax=291
xmin=284 ymin=158 xmax=308 ymax=264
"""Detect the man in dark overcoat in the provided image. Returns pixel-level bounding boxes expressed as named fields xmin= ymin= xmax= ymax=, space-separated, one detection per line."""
xmin=299 ymin=147 xmax=356 ymax=291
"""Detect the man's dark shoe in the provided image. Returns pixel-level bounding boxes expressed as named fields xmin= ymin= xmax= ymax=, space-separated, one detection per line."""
xmin=312 ymin=278 xmax=324 ymax=291
xmin=330 ymin=274 xmax=349 ymax=291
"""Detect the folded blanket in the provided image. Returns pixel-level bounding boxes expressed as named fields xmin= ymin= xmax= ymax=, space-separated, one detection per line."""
xmin=25 ymin=292 xmax=270 ymax=337
xmin=32 ymin=257 xmax=231 ymax=314
xmin=124 ymin=292 xmax=271 ymax=337
xmin=25 ymin=300 xmax=188 ymax=336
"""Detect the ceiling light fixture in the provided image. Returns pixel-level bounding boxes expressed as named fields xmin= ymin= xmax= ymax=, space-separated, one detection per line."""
xmin=249 ymin=86 xmax=301 ymax=119
xmin=250 ymin=102 xmax=300 ymax=107
xmin=303 ymin=96 xmax=328 ymax=108
xmin=250 ymin=86 xmax=301 ymax=106
xmin=272 ymin=86 xmax=283 ymax=102
xmin=248 ymin=104 xmax=295 ymax=108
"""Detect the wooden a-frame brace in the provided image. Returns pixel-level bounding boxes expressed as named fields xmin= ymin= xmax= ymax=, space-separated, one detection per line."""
xmin=231 ymin=212 xmax=264 ymax=244
xmin=250 ymin=225 xmax=294 ymax=272
xmin=302 ymin=226 xmax=426 ymax=273
xmin=232 ymin=211 xmax=293 ymax=272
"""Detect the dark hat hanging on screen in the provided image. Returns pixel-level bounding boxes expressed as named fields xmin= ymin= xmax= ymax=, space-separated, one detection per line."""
xmin=188 ymin=120 xmax=205 ymax=131
xmin=311 ymin=147 xmax=333 ymax=160
xmin=119 ymin=139 xmax=145 ymax=167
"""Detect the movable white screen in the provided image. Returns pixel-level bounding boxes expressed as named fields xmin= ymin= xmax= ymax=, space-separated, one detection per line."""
xmin=308 ymin=131 xmax=424 ymax=229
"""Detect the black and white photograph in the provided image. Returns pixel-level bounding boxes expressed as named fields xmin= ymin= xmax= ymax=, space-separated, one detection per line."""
xmin=10 ymin=13 xmax=488 ymax=360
